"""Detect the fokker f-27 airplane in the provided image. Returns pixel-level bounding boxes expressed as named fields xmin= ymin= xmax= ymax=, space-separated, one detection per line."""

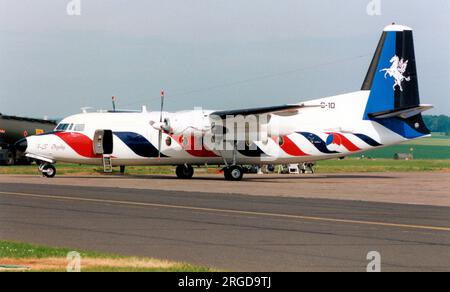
xmin=16 ymin=24 xmax=433 ymax=181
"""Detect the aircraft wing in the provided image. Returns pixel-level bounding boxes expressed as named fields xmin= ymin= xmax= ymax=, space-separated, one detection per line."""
xmin=211 ymin=104 xmax=311 ymax=119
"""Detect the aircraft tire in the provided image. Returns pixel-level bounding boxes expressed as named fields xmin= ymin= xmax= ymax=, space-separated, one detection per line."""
xmin=42 ymin=164 xmax=56 ymax=178
xmin=224 ymin=165 xmax=244 ymax=181
xmin=5 ymin=151 xmax=15 ymax=166
xmin=176 ymin=165 xmax=194 ymax=179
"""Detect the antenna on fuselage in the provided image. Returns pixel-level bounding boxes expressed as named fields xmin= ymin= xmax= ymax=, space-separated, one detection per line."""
xmin=112 ymin=96 xmax=117 ymax=112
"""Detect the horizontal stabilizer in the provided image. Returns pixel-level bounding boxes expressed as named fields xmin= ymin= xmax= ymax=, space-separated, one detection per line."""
xmin=368 ymin=104 xmax=433 ymax=119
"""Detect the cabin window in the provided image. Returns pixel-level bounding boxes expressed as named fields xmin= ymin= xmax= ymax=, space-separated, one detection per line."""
xmin=165 ymin=136 xmax=172 ymax=147
xmin=74 ymin=124 xmax=85 ymax=132
xmin=55 ymin=123 xmax=70 ymax=131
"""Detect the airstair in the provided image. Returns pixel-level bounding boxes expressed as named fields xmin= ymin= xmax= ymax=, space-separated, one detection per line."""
xmin=103 ymin=155 xmax=113 ymax=173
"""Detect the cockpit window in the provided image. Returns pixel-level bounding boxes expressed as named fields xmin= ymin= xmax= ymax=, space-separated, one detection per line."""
xmin=74 ymin=124 xmax=85 ymax=132
xmin=55 ymin=123 xmax=85 ymax=132
xmin=55 ymin=123 xmax=70 ymax=131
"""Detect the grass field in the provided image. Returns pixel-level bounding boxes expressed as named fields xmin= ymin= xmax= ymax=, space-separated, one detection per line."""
xmin=351 ymin=133 xmax=450 ymax=160
xmin=0 ymin=241 xmax=212 ymax=272
xmin=429 ymin=133 xmax=450 ymax=140
xmin=1 ymin=159 xmax=449 ymax=176
xmin=0 ymin=164 xmax=179 ymax=176
xmin=316 ymin=159 xmax=450 ymax=173
xmin=352 ymin=145 xmax=450 ymax=160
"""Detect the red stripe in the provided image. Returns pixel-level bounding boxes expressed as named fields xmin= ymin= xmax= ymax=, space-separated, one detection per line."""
xmin=329 ymin=133 xmax=361 ymax=152
xmin=171 ymin=135 xmax=218 ymax=158
xmin=279 ymin=136 xmax=309 ymax=156
xmin=54 ymin=132 xmax=101 ymax=158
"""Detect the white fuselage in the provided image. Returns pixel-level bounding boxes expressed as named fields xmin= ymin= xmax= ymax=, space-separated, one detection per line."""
xmin=24 ymin=91 xmax=410 ymax=167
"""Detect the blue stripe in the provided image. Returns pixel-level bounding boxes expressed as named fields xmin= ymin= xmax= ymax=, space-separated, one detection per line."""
xmin=354 ymin=134 xmax=382 ymax=147
xmin=236 ymin=141 xmax=266 ymax=157
xmin=114 ymin=132 xmax=166 ymax=158
xmin=299 ymin=132 xmax=339 ymax=154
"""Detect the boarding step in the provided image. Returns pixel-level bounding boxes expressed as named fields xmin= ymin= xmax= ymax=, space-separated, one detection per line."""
xmin=103 ymin=155 xmax=113 ymax=173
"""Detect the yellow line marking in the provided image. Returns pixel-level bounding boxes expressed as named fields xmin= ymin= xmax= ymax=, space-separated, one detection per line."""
xmin=1 ymin=191 xmax=450 ymax=232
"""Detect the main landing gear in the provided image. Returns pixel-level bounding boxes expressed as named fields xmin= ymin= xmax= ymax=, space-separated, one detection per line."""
xmin=39 ymin=163 xmax=56 ymax=178
xmin=223 ymin=165 xmax=244 ymax=181
xmin=175 ymin=164 xmax=244 ymax=181
xmin=176 ymin=165 xmax=194 ymax=179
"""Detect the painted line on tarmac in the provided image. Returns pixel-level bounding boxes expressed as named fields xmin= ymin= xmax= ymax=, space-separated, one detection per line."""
xmin=1 ymin=191 xmax=450 ymax=232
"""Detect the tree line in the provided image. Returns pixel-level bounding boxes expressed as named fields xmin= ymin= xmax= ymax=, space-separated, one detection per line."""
xmin=423 ymin=115 xmax=450 ymax=134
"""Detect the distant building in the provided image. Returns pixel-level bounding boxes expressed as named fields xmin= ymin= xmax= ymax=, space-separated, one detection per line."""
xmin=394 ymin=153 xmax=414 ymax=160
xmin=0 ymin=114 xmax=56 ymax=165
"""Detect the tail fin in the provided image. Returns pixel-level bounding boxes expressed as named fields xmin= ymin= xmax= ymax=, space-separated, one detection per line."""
xmin=362 ymin=24 xmax=432 ymax=138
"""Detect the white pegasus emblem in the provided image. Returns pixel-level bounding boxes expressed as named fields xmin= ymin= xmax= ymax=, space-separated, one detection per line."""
xmin=380 ymin=55 xmax=411 ymax=92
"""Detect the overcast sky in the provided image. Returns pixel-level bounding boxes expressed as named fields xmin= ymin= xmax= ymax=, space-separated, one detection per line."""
xmin=0 ymin=0 xmax=449 ymax=118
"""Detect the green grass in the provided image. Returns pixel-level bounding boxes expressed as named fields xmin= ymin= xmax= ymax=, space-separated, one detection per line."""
xmin=0 ymin=164 xmax=219 ymax=176
xmin=0 ymin=241 xmax=212 ymax=272
xmin=37 ymin=265 xmax=212 ymax=273
xmin=0 ymin=241 xmax=113 ymax=259
xmin=1 ymin=158 xmax=449 ymax=176
xmin=430 ymin=132 xmax=450 ymax=139
xmin=0 ymin=164 xmax=178 ymax=175
xmin=69 ymin=265 xmax=212 ymax=272
xmin=351 ymin=145 xmax=450 ymax=160
xmin=405 ymin=138 xmax=450 ymax=146
xmin=349 ymin=133 xmax=450 ymax=160
xmin=316 ymin=158 xmax=450 ymax=173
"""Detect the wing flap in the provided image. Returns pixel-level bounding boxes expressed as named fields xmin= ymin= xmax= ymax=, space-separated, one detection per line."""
xmin=211 ymin=104 xmax=317 ymax=119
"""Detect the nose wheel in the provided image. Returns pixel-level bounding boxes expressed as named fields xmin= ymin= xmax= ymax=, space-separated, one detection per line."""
xmin=39 ymin=164 xmax=56 ymax=178
xmin=223 ymin=165 xmax=244 ymax=181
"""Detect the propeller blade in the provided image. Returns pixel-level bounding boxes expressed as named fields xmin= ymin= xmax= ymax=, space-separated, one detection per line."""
xmin=158 ymin=130 xmax=162 ymax=159
xmin=158 ymin=90 xmax=165 ymax=159
xmin=160 ymin=90 xmax=164 ymax=123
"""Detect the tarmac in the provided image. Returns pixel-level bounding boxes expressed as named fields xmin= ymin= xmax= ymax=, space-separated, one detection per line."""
xmin=0 ymin=172 xmax=450 ymax=271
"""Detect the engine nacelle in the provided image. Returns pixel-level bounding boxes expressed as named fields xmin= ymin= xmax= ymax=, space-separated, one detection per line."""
xmin=166 ymin=110 xmax=210 ymax=136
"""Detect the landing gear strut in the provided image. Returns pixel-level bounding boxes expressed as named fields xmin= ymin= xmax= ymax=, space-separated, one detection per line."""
xmin=176 ymin=165 xmax=194 ymax=179
xmin=39 ymin=163 xmax=56 ymax=178
xmin=223 ymin=165 xmax=244 ymax=181
xmin=120 ymin=165 xmax=126 ymax=174
xmin=220 ymin=141 xmax=244 ymax=181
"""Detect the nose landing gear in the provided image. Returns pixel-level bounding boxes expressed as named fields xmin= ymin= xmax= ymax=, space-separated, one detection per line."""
xmin=39 ymin=163 xmax=56 ymax=178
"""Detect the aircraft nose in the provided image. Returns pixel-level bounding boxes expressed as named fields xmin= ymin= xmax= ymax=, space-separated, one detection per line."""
xmin=15 ymin=138 xmax=28 ymax=153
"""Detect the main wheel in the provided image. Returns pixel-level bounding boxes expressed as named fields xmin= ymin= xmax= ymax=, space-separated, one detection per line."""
xmin=224 ymin=165 xmax=244 ymax=181
xmin=42 ymin=164 xmax=56 ymax=178
xmin=176 ymin=165 xmax=194 ymax=179
xmin=5 ymin=151 xmax=15 ymax=165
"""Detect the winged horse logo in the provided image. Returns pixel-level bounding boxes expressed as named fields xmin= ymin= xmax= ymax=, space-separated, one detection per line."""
xmin=380 ymin=56 xmax=411 ymax=92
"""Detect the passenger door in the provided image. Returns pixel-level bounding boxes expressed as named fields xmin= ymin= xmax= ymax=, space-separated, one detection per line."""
xmin=93 ymin=130 xmax=113 ymax=155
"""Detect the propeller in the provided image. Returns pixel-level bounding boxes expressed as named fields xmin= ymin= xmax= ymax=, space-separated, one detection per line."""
xmin=158 ymin=90 xmax=165 ymax=159
xmin=151 ymin=90 xmax=173 ymax=158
